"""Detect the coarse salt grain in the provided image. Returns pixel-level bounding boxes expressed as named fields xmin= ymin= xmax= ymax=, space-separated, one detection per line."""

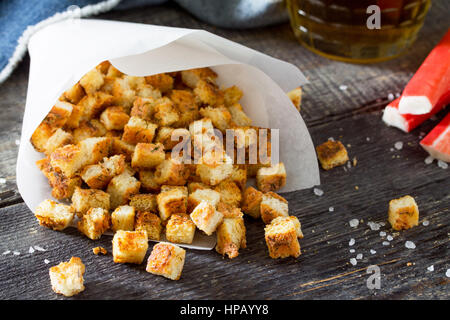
xmin=13 ymin=251 xmax=20 ymax=255
xmin=388 ymin=93 xmax=395 ymax=100
xmin=422 ymin=220 xmax=429 ymax=226
xmin=394 ymin=141 xmax=403 ymax=150
xmin=437 ymin=160 xmax=448 ymax=169
xmin=424 ymin=156 xmax=434 ymax=165
xmin=2 ymin=250 xmax=11 ymax=255
xmin=328 ymin=137 xmax=335 ymax=141
xmin=366 ymin=137 xmax=371 ymax=142
xmin=379 ymin=231 xmax=386 ymax=237
xmin=350 ymin=258 xmax=357 ymax=266
xmin=349 ymin=219 xmax=359 ymax=228
xmin=427 ymin=265 xmax=434 ymax=272
xmin=368 ymin=221 xmax=380 ymax=231
xmin=370 ymin=249 xmax=376 ymax=254
xmin=395 ymin=92 xmax=401 ymax=98
xmin=349 ymin=238 xmax=355 ymax=246
xmin=313 ymin=188 xmax=324 ymax=196
xmin=356 ymin=253 xmax=363 ymax=260
xmin=28 ymin=247 xmax=35 ymax=254
xmin=349 ymin=249 xmax=355 ymax=253
xmin=446 ymin=269 xmax=450 ymax=278
xmin=44 ymin=259 xmax=50 ymax=264
xmin=382 ymin=241 xmax=390 ymax=246
xmin=387 ymin=235 xmax=393 ymax=241
xmin=346 ymin=161 xmax=352 ymax=169
xmin=34 ymin=246 xmax=46 ymax=252
xmin=329 ymin=207 xmax=334 ymax=212
xmin=390 ymin=148 xmax=394 ymax=152
xmin=15 ymin=139 xmax=20 ymax=146
xmin=0 ymin=178 xmax=6 ymax=184
xmin=379 ymin=222 xmax=385 ymax=226
xmin=405 ymin=241 xmax=416 ymax=249
xmin=339 ymin=85 xmax=348 ymax=91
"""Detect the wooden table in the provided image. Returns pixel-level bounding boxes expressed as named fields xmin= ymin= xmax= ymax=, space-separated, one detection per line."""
xmin=0 ymin=2 xmax=448 ymax=300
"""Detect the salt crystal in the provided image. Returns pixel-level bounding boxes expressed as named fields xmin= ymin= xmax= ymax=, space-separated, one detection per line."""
xmin=382 ymin=241 xmax=390 ymax=246
xmin=427 ymin=265 xmax=434 ymax=272
xmin=313 ymin=188 xmax=324 ymax=196
xmin=15 ymin=139 xmax=20 ymax=146
xmin=13 ymin=251 xmax=20 ymax=255
xmin=422 ymin=220 xmax=429 ymax=226
xmin=437 ymin=160 xmax=448 ymax=169
xmin=44 ymin=259 xmax=50 ymax=264
xmin=0 ymin=178 xmax=6 ymax=184
xmin=350 ymin=258 xmax=357 ymax=266
xmin=387 ymin=235 xmax=393 ymax=241
xmin=379 ymin=231 xmax=386 ymax=237
xmin=366 ymin=137 xmax=371 ymax=142
xmin=28 ymin=247 xmax=35 ymax=254
xmin=446 ymin=269 xmax=450 ymax=278
xmin=394 ymin=141 xmax=403 ymax=150
xmin=349 ymin=249 xmax=355 ymax=253
xmin=328 ymin=137 xmax=335 ymax=141
xmin=346 ymin=161 xmax=352 ymax=169
xmin=388 ymin=93 xmax=395 ymax=100
xmin=339 ymin=85 xmax=348 ymax=91
xmin=2 ymin=250 xmax=11 ymax=255
xmin=356 ymin=253 xmax=363 ymax=260
xmin=405 ymin=241 xmax=416 ymax=249
xmin=370 ymin=249 xmax=376 ymax=254
xmin=395 ymin=92 xmax=401 ymax=98
xmin=379 ymin=222 xmax=386 ymax=226
xmin=34 ymin=246 xmax=46 ymax=252
xmin=368 ymin=221 xmax=380 ymax=231
xmin=349 ymin=219 xmax=359 ymax=228
xmin=390 ymin=148 xmax=394 ymax=152
xmin=328 ymin=207 xmax=334 ymax=212
xmin=349 ymin=238 xmax=355 ymax=246
xmin=424 ymin=156 xmax=434 ymax=165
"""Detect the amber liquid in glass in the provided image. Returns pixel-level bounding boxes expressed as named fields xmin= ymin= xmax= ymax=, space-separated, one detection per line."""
xmin=286 ymin=0 xmax=431 ymax=63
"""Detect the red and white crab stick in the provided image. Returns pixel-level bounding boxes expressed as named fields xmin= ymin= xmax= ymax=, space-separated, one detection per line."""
xmin=398 ymin=28 xmax=450 ymax=115
xmin=420 ymin=112 xmax=450 ymax=162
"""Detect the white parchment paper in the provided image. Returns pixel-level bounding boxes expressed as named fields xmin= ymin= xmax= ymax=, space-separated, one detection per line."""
xmin=16 ymin=19 xmax=320 ymax=250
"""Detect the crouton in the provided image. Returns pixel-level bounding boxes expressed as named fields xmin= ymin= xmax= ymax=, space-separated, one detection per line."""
xmin=316 ymin=140 xmax=349 ymax=170
xmin=196 ymin=151 xmax=233 ymax=186
xmin=194 ymin=79 xmax=224 ymax=106
xmin=199 ymin=106 xmax=232 ymax=131
xmin=130 ymin=97 xmax=155 ymax=121
xmin=156 ymin=187 xmax=187 ymax=221
xmin=166 ymin=213 xmax=196 ymax=244
xmin=213 ymin=180 xmax=242 ymax=208
xmin=112 ymin=78 xmax=135 ymax=110
xmin=138 ymin=170 xmax=161 ymax=193
xmin=112 ymin=138 xmax=136 ymax=161
xmin=241 ymin=186 xmax=263 ymax=219
xmin=187 ymin=181 xmax=209 ymax=193
xmin=106 ymin=65 xmax=123 ymax=78
xmin=170 ymin=90 xmax=199 ymax=127
xmin=129 ymin=194 xmax=157 ymax=213
xmin=190 ymin=201 xmax=223 ymax=235
xmin=189 ymin=118 xmax=214 ymax=137
xmin=77 ymin=207 xmax=110 ymax=240
xmin=155 ymin=127 xmax=190 ymax=150
xmin=223 ymin=85 xmax=243 ymax=107
xmin=111 ymin=205 xmax=135 ymax=232
xmin=79 ymin=137 xmax=112 ymax=166
xmin=271 ymin=216 xmax=303 ymax=238
xmin=230 ymin=165 xmax=247 ymax=190
xmin=44 ymin=128 xmax=73 ymax=155
xmin=112 ymin=230 xmax=148 ymax=264
xmin=49 ymin=257 xmax=85 ymax=297
xmin=81 ymin=154 xmax=126 ymax=189
xmin=65 ymin=104 xmax=84 ymax=129
xmin=287 ymin=87 xmax=302 ymax=112
xmin=146 ymin=242 xmax=186 ymax=280
xmin=134 ymin=211 xmax=162 ymax=240
xmin=78 ymin=92 xmax=114 ymax=121
xmin=37 ymin=158 xmax=82 ymax=199
xmin=96 ymin=60 xmax=111 ymax=74
xmin=153 ymin=97 xmax=179 ymax=127
xmin=92 ymin=247 xmax=107 ymax=255
xmin=264 ymin=217 xmax=301 ymax=259
xmin=154 ymin=156 xmax=190 ymax=186
xmin=50 ymin=144 xmax=85 ymax=178
xmin=64 ymin=83 xmax=85 ymax=104
xmin=388 ymin=195 xmax=419 ymax=231
xmin=216 ymin=212 xmax=246 ymax=259
xmin=187 ymin=188 xmax=221 ymax=213
xmin=72 ymin=119 xmax=107 ymax=143
xmin=181 ymin=67 xmax=217 ymax=88
xmin=131 ymin=143 xmax=165 ymax=169
xmin=79 ymin=68 xmax=104 ymax=94
xmin=145 ymin=73 xmax=174 ymax=93
xmin=100 ymin=106 xmax=130 ymax=130
xmin=107 ymin=170 xmax=141 ymax=209
xmin=45 ymin=101 xmax=74 ymax=128
xmin=31 ymin=123 xmax=54 ymax=152
xmin=122 ymin=116 xmax=158 ymax=145
xmin=35 ymin=199 xmax=75 ymax=231
xmin=256 ymin=162 xmax=287 ymax=193
xmin=228 ymin=103 xmax=252 ymax=127
xmin=260 ymin=192 xmax=289 ymax=224
xmin=136 ymin=84 xmax=162 ymax=100
xmin=124 ymin=75 xmax=146 ymax=89
xmin=71 ymin=187 xmax=110 ymax=217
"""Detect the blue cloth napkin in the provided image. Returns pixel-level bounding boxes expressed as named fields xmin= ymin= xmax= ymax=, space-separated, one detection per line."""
xmin=0 ymin=0 xmax=288 ymax=84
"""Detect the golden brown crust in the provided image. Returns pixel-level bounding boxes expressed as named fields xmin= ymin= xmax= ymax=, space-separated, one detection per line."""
xmin=316 ymin=140 xmax=349 ymax=170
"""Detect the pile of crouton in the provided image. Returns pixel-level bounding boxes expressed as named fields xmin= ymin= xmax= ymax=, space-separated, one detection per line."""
xmin=31 ymin=62 xmax=304 ymax=295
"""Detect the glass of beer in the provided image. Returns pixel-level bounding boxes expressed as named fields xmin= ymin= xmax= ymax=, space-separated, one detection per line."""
xmin=286 ymin=0 xmax=432 ymax=63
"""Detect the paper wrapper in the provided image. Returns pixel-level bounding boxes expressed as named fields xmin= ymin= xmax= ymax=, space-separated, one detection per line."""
xmin=16 ymin=19 xmax=320 ymax=250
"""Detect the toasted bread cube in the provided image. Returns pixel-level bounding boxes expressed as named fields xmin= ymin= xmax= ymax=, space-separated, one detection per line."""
xmin=189 ymin=118 xmax=214 ymax=137
xmin=170 ymin=90 xmax=199 ymax=127
xmin=194 ymin=79 xmax=224 ymax=107
xmin=153 ymin=97 xmax=179 ymax=127
xmin=256 ymin=162 xmax=287 ymax=193
xmin=241 ymin=186 xmax=263 ymax=219
xmin=129 ymin=194 xmax=157 ymax=213
xmin=265 ymin=217 xmax=301 ymax=259
xmin=260 ymin=192 xmax=288 ymax=224
xmin=190 ymin=201 xmax=223 ymax=235
xmin=49 ymin=257 xmax=85 ymax=297
xmin=77 ymin=207 xmax=110 ymax=240
xmin=107 ymin=170 xmax=141 ymax=209
xmin=79 ymin=137 xmax=112 ymax=166
xmin=112 ymin=230 xmax=148 ymax=264
xmin=92 ymin=246 xmax=108 ymax=255
xmin=35 ymin=199 xmax=75 ymax=231
xmin=106 ymin=65 xmax=123 ymax=78
xmin=64 ymin=83 xmax=85 ymax=104
xmin=65 ymin=103 xmax=84 ymax=129
xmin=100 ymin=106 xmax=130 ymax=130
xmin=138 ymin=170 xmax=161 ymax=193
xmin=230 ymin=165 xmax=247 ymax=190
xmin=388 ymin=195 xmax=419 ymax=231
xmin=96 ymin=60 xmax=111 ymax=74
xmin=112 ymin=138 xmax=135 ymax=161
xmin=135 ymin=211 xmax=162 ymax=240
xmin=72 ymin=119 xmax=107 ymax=143
xmin=187 ymin=188 xmax=221 ymax=213
xmin=136 ymin=84 xmax=162 ymax=100
xmin=181 ymin=67 xmax=217 ymax=88
xmin=122 ymin=117 xmax=158 ymax=145
xmin=81 ymin=154 xmax=125 ymax=189
xmin=112 ymin=78 xmax=135 ymax=110
xmin=154 ymin=156 xmax=190 ymax=186
xmin=155 ymin=127 xmax=190 ymax=150
xmin=157 ymin=188 xmax=187 ymax=221
xmin=223 ymin=85 xmax=243 ymax=107
xmin=316 ymin=140 xmax=349 ymax=170
xmin=271 ymin=216 xmax=303 ymax=238
xmin=146 ymin=242 xmax=185 ymax=280
xmin=71 ymin=187 xmax=110 ymax=217
xmin=196 ymin=152 xmax=233 ymax=186
xmin=287 ymin=87 xmax=302 ymax=112
xmin=187 ymin=182 xmax=209 ymax=193
xmin=31 ymin=123 xmax=54 ymax=152
xmin=44 ymin=128 xmax=73 ymax=155
xmin=44 ymin=101 xmax=74 ymax=128
xmin=79 ymin=68 xmax=104 ymax=94
xmin=124 ymin=75 xmax=146 ymax=89
xmin=145 ymin=73 xmax=174 ymax=93
xmin=213 ymin=180 xmax=242 ymax=208
xmin=130 ymin=97 xmax=155 ymax=121
xmin=111 ymin=205 xmax=135 ymax=232
xmin=50 ymin=144 xmax=85 ymax=178
xmin=166 ymin=214 xmax=196 ymax=244
xmin=228 ymin=103 xmax=252 ymax=127
xmin=131 ymin=143 xmax=165 ymax=169
xmin=216 ymin=213 xmax=246 ymax=259
xmin=78 ymin=92 xmax=114 ymax=121
xmin=37 ymin=158 xmax=82 ymax=199
xmin=199 ymin=106 xmax=232 ymax=132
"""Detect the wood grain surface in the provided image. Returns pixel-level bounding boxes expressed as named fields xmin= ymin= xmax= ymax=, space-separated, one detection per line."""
xmin=0 ymin=2 xmax=448 ymax=300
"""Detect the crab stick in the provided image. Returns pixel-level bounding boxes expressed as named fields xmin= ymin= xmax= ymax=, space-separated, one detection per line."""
xmin=383 ymin=89 xmax=450 ymax=132
xmin=398 ymin=29 xmax=450 ymax=115
xmin=420 ymin=113 xmax=450 ymax=162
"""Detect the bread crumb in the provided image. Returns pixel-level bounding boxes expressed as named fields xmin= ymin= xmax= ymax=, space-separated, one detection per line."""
xmin=92 ymin=246 xmax=107 ymax=255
